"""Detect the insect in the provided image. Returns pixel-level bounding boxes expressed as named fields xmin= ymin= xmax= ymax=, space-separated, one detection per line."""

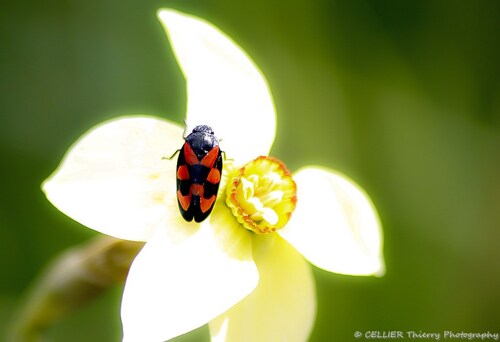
xmin=175 ymin=125 xmax=223 ymax=222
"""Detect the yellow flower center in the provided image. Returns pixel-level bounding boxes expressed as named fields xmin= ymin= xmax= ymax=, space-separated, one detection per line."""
xmin=225 ymin=156 xmax=297 ymax=234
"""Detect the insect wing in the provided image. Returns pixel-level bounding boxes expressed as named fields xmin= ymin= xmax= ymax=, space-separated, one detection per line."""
xmin=192 ymin=148 xmax=222 ymax=222
xmin=175 ymin=142 xmax=194 ymax=221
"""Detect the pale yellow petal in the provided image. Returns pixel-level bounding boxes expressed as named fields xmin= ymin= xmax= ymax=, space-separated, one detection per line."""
xmin=42 ymin=116 xmax=183 ymax=241
xmin=158 ymin=9 xmax=276 ymax=163
xmin=209 ymin=234 xmax=316 ymax=342
xmin=121 ymin=213 xmax=258 ymax=342
xmin=279 ymin=167 xmax=385 ymax=276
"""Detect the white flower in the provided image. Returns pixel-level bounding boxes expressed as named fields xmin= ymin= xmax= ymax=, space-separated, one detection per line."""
xmin=42 ymin=9 xmax=384 ymax=342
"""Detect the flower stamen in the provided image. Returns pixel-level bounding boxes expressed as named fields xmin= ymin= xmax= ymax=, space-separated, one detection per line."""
xmin=226 ymin=156 xmax=297 ymax=234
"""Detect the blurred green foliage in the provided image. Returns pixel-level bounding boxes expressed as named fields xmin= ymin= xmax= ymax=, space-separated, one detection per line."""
xmin=1 ymin=0 xmax=499 ymax=341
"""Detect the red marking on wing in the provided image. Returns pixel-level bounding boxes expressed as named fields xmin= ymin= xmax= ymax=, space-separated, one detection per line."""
xmin=177 ymin=190 xmax=191 ymax=211
xmin=206 ymin=168 xmax=221 ymax=184
xmin=177 ymin=165 xmax=190 ymax=180
xmin=191 ymin=184 xmax=204 ymax=197
xmin=200 ymin=146 xmax=219 ymax=168
xmin=183 ymin=142 xmax=199 ymax=165
xmin=200 ymin=195 xmax=216 ymax=213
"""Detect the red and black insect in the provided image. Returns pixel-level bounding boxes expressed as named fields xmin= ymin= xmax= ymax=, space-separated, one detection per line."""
xmin=176 ymin=125 xmax=222 ymax=222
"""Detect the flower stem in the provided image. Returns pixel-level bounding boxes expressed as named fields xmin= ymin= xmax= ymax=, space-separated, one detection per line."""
xmin=9 ymin=236 xmax=144 ymax=341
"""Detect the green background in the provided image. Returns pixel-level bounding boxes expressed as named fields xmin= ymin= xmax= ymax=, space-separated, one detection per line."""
xmin=1 ymin=0 xmax=499 ymax=341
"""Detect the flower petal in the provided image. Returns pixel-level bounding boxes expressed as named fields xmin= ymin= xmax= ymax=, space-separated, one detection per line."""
xmin=42 ymin=116 xmax=183 ymax=241
xmin=209 ymin=235 xmax=316 ymax=342
xmin=158 ymin=9 xmax=276 ymax=163
xmin=279 ymin=167 xmax=385 ymax=276
xmin=121 ymin=213 xmax=258 ymax=342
